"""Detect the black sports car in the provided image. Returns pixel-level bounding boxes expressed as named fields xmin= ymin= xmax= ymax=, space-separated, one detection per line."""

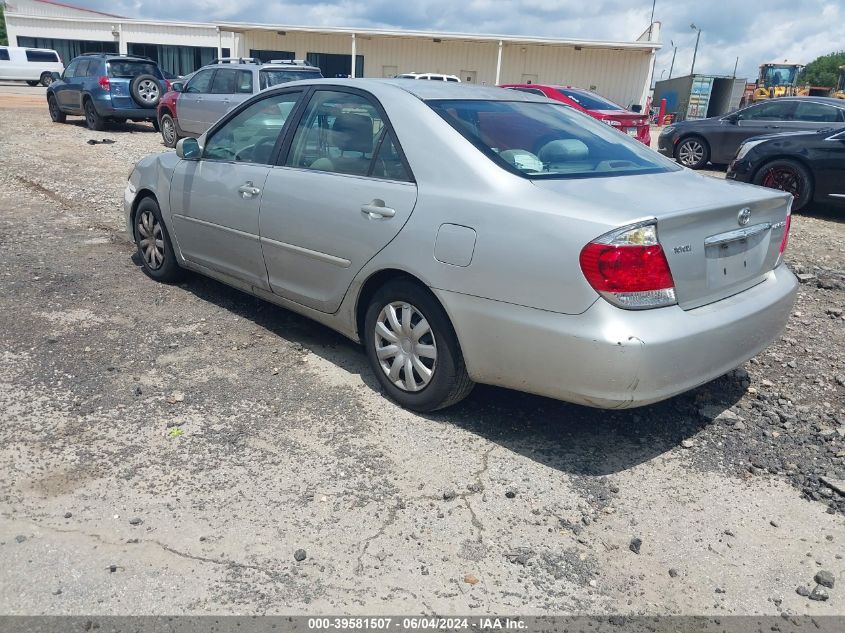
xmin=657 ymin=97 xmax=845 ymax=169
xmin=726 ymin=126 xmax=845 ymax=211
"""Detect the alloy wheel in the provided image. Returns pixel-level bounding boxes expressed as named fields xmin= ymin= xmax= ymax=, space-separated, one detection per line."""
xmin=761 ymin=167 xmax=802 ymax=198
xmin=678 ymin=139 xmax=704 ymax=166
xmin=137 ymin=80 xmax=159 ymax=104
xmin=137 ymin=209 xmax=165 ymax=270
xmin=374 ymin=302 xmax=437 ymax=392
xmin=161 ymin=117 xmax=176 ymax=145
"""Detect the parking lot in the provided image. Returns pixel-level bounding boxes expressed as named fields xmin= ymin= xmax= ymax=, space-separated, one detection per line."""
xmin=0 ymin=82 xmax=844 ymax=615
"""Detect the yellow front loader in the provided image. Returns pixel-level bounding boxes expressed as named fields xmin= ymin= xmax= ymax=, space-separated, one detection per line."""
xmin=752 ymin=62 xmax=804 ymax=101
xmin=833 ymin=65 xmax=845 ymax=99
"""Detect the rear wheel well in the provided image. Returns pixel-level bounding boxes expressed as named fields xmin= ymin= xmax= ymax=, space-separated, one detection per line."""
xmin=355 ymin=269 xmax=434 ymax=342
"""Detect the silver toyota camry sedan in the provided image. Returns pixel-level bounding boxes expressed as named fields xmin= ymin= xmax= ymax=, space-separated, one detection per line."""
xmin=124 ymin=79 xmax=797 ymax=412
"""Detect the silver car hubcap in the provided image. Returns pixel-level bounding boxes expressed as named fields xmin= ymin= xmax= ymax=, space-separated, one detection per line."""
xmin=138 ymin=80 xmax=159 ymax=103
xmin=678 ymin=140 xmax=704 ymax=166
xmin=374 ymin=302 xmax=437 ymax=392
xmin=137 ymin=210 xmax=164 ymax=270
xmin=162 ymin=117 xmax=175 ymax=144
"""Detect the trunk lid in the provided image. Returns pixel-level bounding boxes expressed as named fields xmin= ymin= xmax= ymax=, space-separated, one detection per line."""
xmin=532 ymin=170 xmax=791 ymax=310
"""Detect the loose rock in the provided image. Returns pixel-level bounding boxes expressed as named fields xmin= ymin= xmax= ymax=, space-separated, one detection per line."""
xmin=294 ymin=549 xmax=307 ymax=562
xmin=629 ymin=538 xmax=642 ymax=554
xmin=814 ymin=570 xmax=834 ymax=589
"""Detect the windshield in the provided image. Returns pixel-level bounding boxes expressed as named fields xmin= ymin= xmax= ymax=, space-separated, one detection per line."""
xmin=557 ymin=88 xmax=624 ymax=111
xmin=260 ymin=69 xmax=322 ymax=89
xmin=761 ymin=65 xmax=799 ymax=87
xmin=108 ymin=61 xmax=162 ymax=79
xmin=428 ymin=99 xmax=677 ymax=179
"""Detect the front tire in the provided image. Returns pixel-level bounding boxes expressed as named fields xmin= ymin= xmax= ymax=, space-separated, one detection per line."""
xmin=364 ymin=280 xmax=474 ymax=412
xmin=134 ymin=197 xmax=183 ymax=282
xmin=675 ymin=135 xmax=710 ymax=169
xmin=753 ymin=159 xmax=813 ymax=211
xmin=47 ymin=94 xmax=66 ymax=123
xmin=159 ymin=113 xmax=178 ymax=147
xmin=84 ymin=98 xmax=106 ymax=131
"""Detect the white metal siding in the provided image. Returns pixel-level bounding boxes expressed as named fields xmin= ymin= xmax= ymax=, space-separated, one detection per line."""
xmin=6 ymin=0 xmax=117 ymax=19
xmin=7 ymin=15 xmax=118 ymax=44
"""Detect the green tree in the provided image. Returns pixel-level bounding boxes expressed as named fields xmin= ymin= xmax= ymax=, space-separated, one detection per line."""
xmin=0 ymin=5 xmax=8 ymax=46
xmin=798 ymin=51 xmax=845 ymax=87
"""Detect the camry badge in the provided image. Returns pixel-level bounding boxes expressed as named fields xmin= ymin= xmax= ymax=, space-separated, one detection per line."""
xmin=738 ymin=208 xmax=751 ymax=226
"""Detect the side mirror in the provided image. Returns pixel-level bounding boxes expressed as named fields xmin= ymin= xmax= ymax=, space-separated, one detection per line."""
xmin=171 ymin=81 xmax=184 ymax=93
xmin=176 ymin=137 xmax=201 ymax=159
xmin=51 ymin=71 xmax=62 ymax=82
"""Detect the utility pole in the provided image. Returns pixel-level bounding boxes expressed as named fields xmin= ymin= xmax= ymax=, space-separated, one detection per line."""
xmin=690 ymin=23 xmax=701 ymax=75
xmin=668 ymin=40 xmax=676 ymax=78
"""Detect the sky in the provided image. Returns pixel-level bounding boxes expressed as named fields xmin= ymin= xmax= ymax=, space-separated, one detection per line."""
xmin=67 ymin=0 xmax=844 ymax=82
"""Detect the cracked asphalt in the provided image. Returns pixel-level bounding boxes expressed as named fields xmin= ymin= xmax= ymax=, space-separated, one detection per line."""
xmin=0 ymin=87 xmax=844 ymax=616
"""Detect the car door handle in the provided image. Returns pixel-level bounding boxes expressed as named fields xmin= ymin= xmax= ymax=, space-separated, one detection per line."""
xmin=361 ymin=200 xmax=396 ymax=219
xmin=238 ymin=181 xmax=261 ymax=198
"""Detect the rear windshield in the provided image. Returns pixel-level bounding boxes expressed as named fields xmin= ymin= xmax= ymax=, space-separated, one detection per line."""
xmin=428 ymin=99 xmax=677 ymax=179
xmin=107 ymin=61 xmax=162 ymax=79
xmin=259 ymin=69 xmax=322 ymax=90
xmin=558 ymin=89 xmax=624 ymax=111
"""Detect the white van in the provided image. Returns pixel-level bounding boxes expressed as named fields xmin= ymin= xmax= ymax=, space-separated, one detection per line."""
xmin=396 ymin=72 xmax=461 ymax=82
xmin=0 ymin=46 xmax=65 ymax=87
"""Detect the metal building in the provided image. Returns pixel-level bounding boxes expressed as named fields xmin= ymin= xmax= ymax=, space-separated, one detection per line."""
xmin=4 ymin=0 xmax=661 ymax=109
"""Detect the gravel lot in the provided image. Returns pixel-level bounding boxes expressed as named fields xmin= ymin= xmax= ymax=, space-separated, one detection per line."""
xmin=1 ymin=84 xmax=844 ymax=616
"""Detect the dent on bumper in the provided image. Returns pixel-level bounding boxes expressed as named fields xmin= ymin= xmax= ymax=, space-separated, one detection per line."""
xmin=436 ymin=265 xmax=797 ymax=409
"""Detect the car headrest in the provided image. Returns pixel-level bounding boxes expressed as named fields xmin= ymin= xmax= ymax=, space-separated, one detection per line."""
xmin=332 ymin=113 xmax=373 ymax=154
xmin=537 ymin=139 xmax=589 ymax=163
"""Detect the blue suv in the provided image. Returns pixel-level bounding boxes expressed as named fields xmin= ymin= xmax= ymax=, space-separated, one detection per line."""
xmin=47 ymin=53 xmax=168 ymax=131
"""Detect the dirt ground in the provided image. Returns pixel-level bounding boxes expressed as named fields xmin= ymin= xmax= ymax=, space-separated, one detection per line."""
xmin=0 ymin=84 xmax=843 ymax=616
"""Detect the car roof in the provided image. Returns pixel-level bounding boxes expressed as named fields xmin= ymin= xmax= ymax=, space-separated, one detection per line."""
xmin=754 ymin=96 xmax=845 ymax=107
xmin=373 ymin=79 xmax=549 ymax=101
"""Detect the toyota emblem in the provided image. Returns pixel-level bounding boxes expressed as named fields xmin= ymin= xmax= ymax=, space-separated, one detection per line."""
xmin=737 ymin=208 xmax=751 ymax=226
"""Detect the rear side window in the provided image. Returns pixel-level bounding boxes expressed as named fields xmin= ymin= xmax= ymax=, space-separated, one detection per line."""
xmin=0 ymin=49 xmax=10 ymax=61
xmin=75 ymin=60 xmax=92 ymax=77
xmin=25 ymin=50 xmax=60 ymax=63
xmin=794 ymin=101 xmax=844 ymax=123
xmin=108 ymin=61 xmax=161 ymax=78
xmin=211 ymin=69 xmax=238 ymax=94
xmin=237 ymin=70 xmax=253 ymax=94
xmin=742 ymin=101 xmax=796 ymax=121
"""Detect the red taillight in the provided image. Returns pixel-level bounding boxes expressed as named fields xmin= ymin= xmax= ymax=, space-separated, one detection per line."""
xmin=98 ymin=76 xmax=110 ymax=90
xmin=580 ymin=243 xmax=675 ymax=292
xmin=579 ymin=222 xmax=677 ymax=309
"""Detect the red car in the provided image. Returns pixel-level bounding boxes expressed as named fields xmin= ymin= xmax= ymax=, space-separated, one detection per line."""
xmin=499 ymin=84 xmax=651 ymax=146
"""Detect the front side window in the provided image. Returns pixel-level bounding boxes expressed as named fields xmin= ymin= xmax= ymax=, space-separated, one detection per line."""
xmin=795 ymin=101 xmax=844 ymax=123
xmin=741 ymin=101 xmax=796 ymax=121
xmin=557 ymin=89 xmax=624 ymax=111
xmin=203 ymin=91 xmax=302 ymax=164
xmin=259 ymin=69 xmax=322 ymax=90
xmin=63 ymin=59 xmax=80 ymax=78
xmin=286 ymin=90 xmax=389 ymax=177
xmin=185 ymin=68 xmax=214 ymax=94
xmin=0 ymin=49 xmax=11 ymax=61
xmin=429 ymin=99 xmax=678 ymax=179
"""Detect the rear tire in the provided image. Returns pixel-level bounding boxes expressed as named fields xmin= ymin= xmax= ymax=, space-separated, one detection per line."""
xmin=159 ymin=112 xmax=178 ymax=148
xmin=47 ymin=94 xmax=66 ymax=123
xmin=675 ymin=135 xmax=710 ymax=169
xmin=40 ymin=72 xmax=54 ymax=87
xmin=84 ymin=98 xmax=106 ymax=131
xmin=753 ymin=159 xmax=813 ymax=211
xmin=27 ymin=80 xmax=40 ymax=87
xmin=133 ymin=197 xmax=183 ymax=282
xmin=364 ymin=279 xmax=474 ymax=412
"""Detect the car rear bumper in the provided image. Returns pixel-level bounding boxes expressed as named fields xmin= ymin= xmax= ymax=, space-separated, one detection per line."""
xmin=93 ymin=99 xmax=156 ymax=120
xmin=436 ymin=264 xmax=797 ymax=408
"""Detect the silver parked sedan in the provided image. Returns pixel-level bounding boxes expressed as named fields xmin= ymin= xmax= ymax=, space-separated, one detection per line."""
xmin=125 ymin=79 xmax=797 ymax=412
